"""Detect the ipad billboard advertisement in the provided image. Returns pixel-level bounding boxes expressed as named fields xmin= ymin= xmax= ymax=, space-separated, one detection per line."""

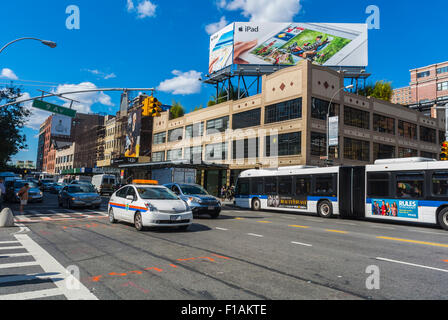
xmin=209 ymin=23 xmax=235 ymax=74
xmin=209 ymin=22 xmax=368 ymax=72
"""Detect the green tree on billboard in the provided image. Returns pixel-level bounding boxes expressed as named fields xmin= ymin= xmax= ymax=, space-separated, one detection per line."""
xmin=169 ymin=101 xmax=185 ymax=120
xmin=358 ymin=81 xmax=393 ymax=102
xmin=207 ymin=87 xmax=248 ymax=106
xmin=0 ymin=86 xmax=31 ymax=168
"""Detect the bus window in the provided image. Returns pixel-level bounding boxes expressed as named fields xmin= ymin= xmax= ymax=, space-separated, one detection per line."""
xmin=432 ymin=172 xmax=448 ymax=196
xmin=395 ymin=173 xmax=424 ymax=198
xmin=294 ymin=176 xmax=310 ymax=195
xmin=278 ymin=176 xmax=292 ymax=196
xmin=236 ymin=178 xmax=250 ymax=195
xmin=314 ymin=175 xmax=335 ymax=195
xmin=367 ymin=172 xmax=390 ymax=197
xmin=251 ymin=177 xmax=264 ymax=195
xmin=264 ymin=176 xmax=277 ymax=194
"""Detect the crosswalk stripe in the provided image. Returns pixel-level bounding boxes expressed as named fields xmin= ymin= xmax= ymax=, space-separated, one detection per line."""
xmin=0 ymin=241 xmax=19 ymax=244
xmin=0 ymin=272 xmax=60 ymax=284
xmin=0 ymin=288 xmax=62 ymax=300
xmin=0 ymin=246 xmax=23 ymax=250
xmin=0 ymin=261 xmax=39 ymax=269
xmin=0 ymin=252 xmax=31 ymax=258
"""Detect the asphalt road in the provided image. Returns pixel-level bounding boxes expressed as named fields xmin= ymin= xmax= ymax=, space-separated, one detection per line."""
xmin=1 ymin=192 xmax=448 ymax=300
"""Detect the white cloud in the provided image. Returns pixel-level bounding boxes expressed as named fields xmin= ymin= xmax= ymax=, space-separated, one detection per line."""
xmin=85 ymin=69 xmax=116 ymax=80
xmin=219 ymin=0 xmax=301 ymax=22
xmin=127 ymin=0 xmax=157 ymax=19
xmin=0 ymin=68 xmax=18 ymax=80
xmin=157 ymin=70 xmax=202 ymax=95
xmin=205 ymin=16 xmax=228 ymax=35
xmin=53 ymin=82 xmax=114 ymax=114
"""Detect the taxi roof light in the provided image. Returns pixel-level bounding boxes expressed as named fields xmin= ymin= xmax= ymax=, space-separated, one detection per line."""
xmin=132 ymin=179 xmax=158 ymax=185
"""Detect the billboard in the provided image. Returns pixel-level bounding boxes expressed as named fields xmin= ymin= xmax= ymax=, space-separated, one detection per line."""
xmin=209 ymin=23 xmax=235 ymax=74
xmin=51 ymin=114 xmax=72 ymax=137
xmin=371 ymin=199 xmax=418 ymax=219
xmin=209 ymin=22 xmax=368 ymax=73
xmin=124 ymin=108 xmax=141 ymax=158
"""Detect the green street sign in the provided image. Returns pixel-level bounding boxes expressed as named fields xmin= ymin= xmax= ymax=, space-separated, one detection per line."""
xmin=32 ymin=100 xmax=77 ymax=118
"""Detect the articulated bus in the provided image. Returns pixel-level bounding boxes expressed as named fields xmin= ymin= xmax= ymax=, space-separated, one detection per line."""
xmin=234 ymin=157 xmax=448 ymax=230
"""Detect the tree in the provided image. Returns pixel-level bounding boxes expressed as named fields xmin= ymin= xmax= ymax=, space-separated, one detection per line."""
xmin=358 ymin=81 xmax=393 ymax=102
xmin=0 ymin=86 xmax=31 ymax=169
xmin=169 ymin=100 xmax=185 ymax=120
xmin=207 ymin=87 xmax=248 ymax=106
xmin=192 ymin=105 xmax=203 ymax=111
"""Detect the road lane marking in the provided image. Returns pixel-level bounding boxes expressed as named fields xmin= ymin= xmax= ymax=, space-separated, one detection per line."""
xmin=0 ymin=252 xmax=31 ymax=258
xmin=247 ymin=233 xmax=264 ymax=237
xmin=376 ymin=236 xmax=448 ymax=248
xmin=234 ymin=217 xmax=244 ymax=220
xmin=215 ymin=227 xmax=228 ymax=231
xmin=288 ymin=224 xmax=310 ymax=229
xmin=376 ymin=257 xmax=448 ymax=273
xmin=0 ymin=246 xmax=23 ymax=250
xmin=326 ymin=229 xmax=348 ymax=234
xmin=0 ymin=241 xmax=20 ymax=245
xmin=0 ymin=261 xmax=39 ymax=269
xmin=291 ymin=241 xmax=313 ymax=247
xmin=0 ymin=288 xmax=62 ymax=300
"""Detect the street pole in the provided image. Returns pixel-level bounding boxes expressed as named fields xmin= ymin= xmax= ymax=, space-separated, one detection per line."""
xmin=326 ymin=84 xmax=354 ymax=166
xmin=0 ymin=37 xmax=57 ymax=55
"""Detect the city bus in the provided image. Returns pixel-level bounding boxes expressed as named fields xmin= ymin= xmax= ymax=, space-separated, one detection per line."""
xmin=234 ymin=157 xmax=448 ymax=230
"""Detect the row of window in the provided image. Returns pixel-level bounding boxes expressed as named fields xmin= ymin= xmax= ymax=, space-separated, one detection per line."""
xmin=417 ymin=71 xmax=430 ymax=78
xmin=437 ymin=66 xmax=448 ymax=75
xmin=56 ymin=154 xmax=73 ymax=164
xmin=437 ymin=81 xmax=448 ymax=92
xmin=368 ymin=171 xmax=448 ymax=199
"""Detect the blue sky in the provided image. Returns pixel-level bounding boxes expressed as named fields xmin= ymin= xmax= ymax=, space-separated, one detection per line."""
xmin=1 ymin=0 xmax=447 ymax=164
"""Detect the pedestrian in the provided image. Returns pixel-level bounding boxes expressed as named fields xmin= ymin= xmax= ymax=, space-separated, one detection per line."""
xmin=18 ymin=183 xmax=30 ymax=214
xmin=220 ymin=185 xmax=226 ymax=200
xmin=0 ymin=178 xmax=5 ymax=210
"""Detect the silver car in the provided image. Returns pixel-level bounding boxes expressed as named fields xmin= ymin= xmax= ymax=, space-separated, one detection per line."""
xmin=58 ymin=184 xmax=102 ymax=209
xmin=163 ymin=183 xmax=221 ymax=218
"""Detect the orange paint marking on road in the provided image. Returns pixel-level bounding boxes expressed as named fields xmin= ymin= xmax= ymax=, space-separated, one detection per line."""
xmin=169 ymin=264 xmax=178 ymax=268
xmin=91 ymin=275 xmax=103 ymax=282
xmin=211 ymin=253 xmax=231 ymax=260
xmin=444 ymin=260 xmax=448 ymax=263
xmin=109 ymin=272 xmax=127 ymax=276
xmin=144 ymin=267 xmax=163 ymax=272
xmin=198 ymin=256 xmax=215 ymax=262
xmin=177 ymin=257 xmax=197 ymax=262
xmin=129 ymin=270 xmax=143 ymax=274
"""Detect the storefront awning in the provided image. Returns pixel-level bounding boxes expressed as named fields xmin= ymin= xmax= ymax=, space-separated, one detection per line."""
xmin=118 ymin=160 xmax=229 ymax=170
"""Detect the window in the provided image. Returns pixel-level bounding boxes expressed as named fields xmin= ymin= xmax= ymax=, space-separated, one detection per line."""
xmin=432 ymin=171 xmax=448 ymax=196
xmin=396 ymin=173 xmax=424 ymax=198
xmin=420 ymin=126 xmax=436 ymax=143
xmin=417 ymin=71 xmax=430 ymax=78
xmin=166 ymin=149 xmax=182 ymax=161
xmin=314 ymin=175 xmax=336 ymax=195
xmin=251 ymin=177 xmax=264 ymax=195
xmin=264 ymin=176 xmax=277 ymax=194
xmin=421 ymin=151 xmax=437 ymax=159
xmin=265 ymin=132 xmax=301 ymax=157
xmin=373 ymin=114 xmax=395 ymax=135
xmin=206 ymin=116 xmax=229 ymax=134
xmin=344 ymin=137 xmax=370 ymax=161
xmin=437 ymin=67 xmax=448 ymax=75
xmin=373 ymin=143 xmax=395 ymax=160
xmin=398 ymin=147 xmax=418 ymax=158
xmin=236 ymin=178 xmax=249 ymax=195
xmin=311 ymin=97 xmax=337 ymax=120
xmin=232 ymin=138 xmax=259 ymax=159
xmin=205 ymin=142 xmax=228 ymax=160
xmin=151 ymin=151 xmax=165 ymax=162
xmin=168 ymin=128 xmax=183 ymax=142
xmin=278 ymin=176 xmax=292 ymax=196
xmin=184 ymin=146 xmax=202 ymax=162
xmin=265 ymin=98 xmax=302 ymax=124
xmin=153 ymin=132 xmax=166 ymax=145
xmin=294 ymin=177 xmax=310 ymax=195
xmin=126 ymin=186 xmax=137 ymax=199
xmin=233 ymin=108 xmax=261 ymax=129
xmin=367 ymin=172 xmax=390 ymax=197
xmin=344 ymin=106 xmax=370 ymax=129
xmin=116 ymin=187 xmax=128 ymax=198
xmin=437 ymin=81 xmax=448 ymax=91
xmin=310 ymin=132 xmax=337 ymax=157
xmin=185 ymin=122 xmax=204 ymax=139
xmin=398 ymin=121 xmax=417 ymax=140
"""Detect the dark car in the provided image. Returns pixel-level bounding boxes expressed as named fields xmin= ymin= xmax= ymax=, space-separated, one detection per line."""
xmin=39 ymin=179 xmax=55 ymax=192
xmin=163 ymin=183 xmax=221 ymax=218
xmin=5 ymin=180 xmax=43 ymax=203
xmin=49 ymin=182 xmax=66 ymax=194
xmin=58 ymin=184 xmax=102 ymax=209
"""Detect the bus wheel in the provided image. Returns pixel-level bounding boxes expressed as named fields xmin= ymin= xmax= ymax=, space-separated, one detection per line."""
xmin=317 ymin=200 xmax=333 ymax=218
xmin=437 ymin=207 xmax=448 ymax=230
xmin=252 ymin=198 xmax=261 ymax=211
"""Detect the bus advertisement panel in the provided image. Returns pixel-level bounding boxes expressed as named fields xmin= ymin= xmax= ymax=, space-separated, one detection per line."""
xmin=267 ymin=195 xmax=307 ymax=209
xmin=370 ymin=199 xmax=419 ymax=219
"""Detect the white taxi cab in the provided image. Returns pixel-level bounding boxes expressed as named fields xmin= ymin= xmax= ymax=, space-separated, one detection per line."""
xmin=108 ymin=180 xmax=193 ymax=231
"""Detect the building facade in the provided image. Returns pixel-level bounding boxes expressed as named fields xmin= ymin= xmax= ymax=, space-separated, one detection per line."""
xmin=55 ymin=142 xmax=75 ymax=174
xmin=150 ymin=61 xmax=445 ymax=195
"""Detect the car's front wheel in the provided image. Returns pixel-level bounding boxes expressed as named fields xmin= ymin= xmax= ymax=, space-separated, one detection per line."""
xmin=134 ymin=212 xmax=144 ymax=231
xmin=109 ymin=208 xmax=117 ymax=224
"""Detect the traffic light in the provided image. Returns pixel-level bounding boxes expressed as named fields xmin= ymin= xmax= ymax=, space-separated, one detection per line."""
xmin=441 ymin=141 xmax=448 ymax=161
xmin=142 ymin=97 xmax=151 ymax=116
xmin=141 ymin=96 xmax=162 ymax=117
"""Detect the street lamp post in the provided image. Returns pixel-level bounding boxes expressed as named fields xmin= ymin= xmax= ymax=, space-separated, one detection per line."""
xmin=0 ymin=37 xmax=57 ymax=55
xmin=326 ymin=84 xmax=354 ymax=166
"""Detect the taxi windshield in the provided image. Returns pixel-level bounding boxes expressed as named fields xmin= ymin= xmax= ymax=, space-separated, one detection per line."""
xmin=137 ymin=187 xmax=178 ymax=200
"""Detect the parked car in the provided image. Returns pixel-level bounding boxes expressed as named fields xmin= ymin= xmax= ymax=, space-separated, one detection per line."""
xmin=5 ymin=180 xmax=43 ymax=203
xmin=58 ymin=184 xmax=102 ymax=209
xmin=39 ymin=179 xmax=55 ymax=191
xmin=49 ymin=182 xmax=66 ymax=194
xmin=163 ymin=183 xmax=221 ymax=218
xmin=91 ymin=174 xmax=116 ymax=195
